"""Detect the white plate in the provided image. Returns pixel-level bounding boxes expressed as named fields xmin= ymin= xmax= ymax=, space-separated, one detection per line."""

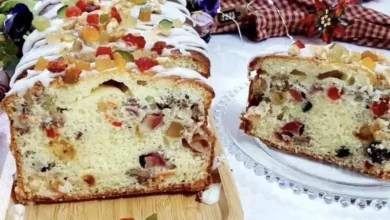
xmin=214 ymin=83 xmax=390 ymax=210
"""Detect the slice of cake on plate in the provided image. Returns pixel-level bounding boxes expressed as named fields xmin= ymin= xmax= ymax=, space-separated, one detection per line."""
xmin=240 ymin=42 xmax=390 ymax=179
xmin=1 ymin=0 xmax=215 ymax=202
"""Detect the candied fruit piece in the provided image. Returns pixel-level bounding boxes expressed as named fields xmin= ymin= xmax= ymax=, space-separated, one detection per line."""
xmin=72 ymin=40 xmax=83 ymax=52
xmin=371 ymin=97 xmax=390 ymax=117
xmin=75 ymin=60 xmax=90 ymax=71
xmin=96 ymin=46 xmax=114 ymax=59
xmin=142 ymin=114 xmax=164 ymax=129
xmin=131 ymin=0 xmax=147 ymax=5
xmin=288 ymin=89 xmax=304 ymax=102
xmin=63 ymin=67 xmax=82 ymax=84
xmin=151 ymin=41 xmax=167 ymax=55
xmin=121 ymin=16 xmax=137 ymax=29
xmin=139 ymin=6 xmax=152 ymax=22
xmin=47 ymin=59 xmax=68 ymax=73
xmin=361 ymin=57 xmax=376 ymax=71
xmin=112 ymin=121 xmax=122 ymax=127
xmin=100 ymin=14 xmax=110 ymax=24
xmin=87 ymin=14 xmax=99 ymax=25
xmin=293 ymin=40 xmax=305 ymax=49
xmin=99 ymin=30 xmax=109 ymax=44
xmin=135 ymin=57 xmax=158 ymax=71
xmin=49 ymin=138 xmax=76 ymax=161
xmin=327 ymin=86 xmax=342 ymax=100
xmin=165 ymin=122 xmax=184 ymax=137
xmin=156 ymin=19 xmax=172 ymax=36
xmin=34 ymin=57 xmax=49 ymax=71
xmin=132 ymin=50 xmax=152 ymax=60
xmin=80 ymin=26 xmax=100 ymax=42
xmin=45 ymin=126 xmax=58 ymax=138
xmin=32 ymin=16 xmax=51 ymax=32
xmin=75 ymin=0 xmax=87 ymax=11
xmin=110 ymin=7 xmax=122 ymax=23
xmin=361 ymin=50 xmax=379 ymax=62
xmin=95 ymin=55 xmax=114 ymax=71
xmin=328 ymin=43 xmax=348 ymax=63
xmin=122 ymin=33 xmax=146 ymax=49
xmin=116 ymin=50 xmax=134 ymax=62
xmin=172 ymin=19 xmax=182 ymax=28
xmin=269 ymin=92 xmax=283 ymax=105
xmin=65 ymin=6 xmax=82 ymax=18
xmin=63 ymin=34 xmax=75 ymax=42
xmin=46 ymin=32 xmax=62 ymax=45
xmin=114 ymin=52 xmax=127 ymax=69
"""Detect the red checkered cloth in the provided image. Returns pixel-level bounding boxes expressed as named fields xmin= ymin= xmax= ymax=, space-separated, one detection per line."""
xmin=214 ymin=0 xmax=390 ymax=49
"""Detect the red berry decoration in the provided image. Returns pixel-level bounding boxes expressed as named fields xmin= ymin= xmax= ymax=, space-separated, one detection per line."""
xmin=151 ymin=41 xmax=167 ymax=55
xmin=65 ymin=6 xmax=82 ymax=18
xmin=288 ymin=89 xmax=304 ymax=102
xmin=87 ymin=14 xmax=99 ymax=25
xmin=96 ymin=46 xmax=114 ymax=59
xmin=327 ymin=86 xmax=342 ymax=100
xmin=122 ymin=34 xmax=146 ymax=49
xmin=110 ymin=7 xmax=122 ymax=23
xmin=371 ymin=97 xmax=390 ymax=117
xmin=135 ymin=57 xmax=158 ymax=71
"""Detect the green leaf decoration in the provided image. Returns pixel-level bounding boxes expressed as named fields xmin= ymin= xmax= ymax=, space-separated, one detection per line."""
xmin=145 ymin=213 xmax=157 ymax=220
xmin=0 ymin=0 xmax=36 ymax=13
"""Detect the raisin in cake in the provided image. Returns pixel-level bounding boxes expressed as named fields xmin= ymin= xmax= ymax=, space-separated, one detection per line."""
xmin=240 ymin=43 xmax=390 ymax=179
xmin=1 ymin=0 xmax=215 ymax=202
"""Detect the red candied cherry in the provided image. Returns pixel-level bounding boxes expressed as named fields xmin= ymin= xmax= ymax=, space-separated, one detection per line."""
xmin=135 ymin=57 xmax=158 ymax=71
xmin=75 ymin=0 xmax=87 ymax=11
xmin=326 ymin=86 xmax=342 ymax=100
xmin=65 ymin=6 xmax=82 ymax=18
xmin=371 ymin=97 xmax=390 ymax=117
xmin=87 ymin=14 xmax=99 ymax=25
xmin=122 ymin=34 xmax=146 ymax=49
xmin=151 ymin=41 xmax=167 ymax=55
xmin=142 ymin=113 xmax=164 ymax=129
xmin=110 ymin=7 xmax=122 ymax=23
xmin=112 ymin=121 xmax=123 ymax=127
xmin=47 ymin=59 xmax=68 ymax=73
xmin=293 ymin=40 xmax=305 ymax=49
xmin=45 ymin=126 xmax=58 ymax=138
xmin=96 ymin=46 xmax=114 ymax=59
xmin=288 ymin=89 xmax=304 ymax=102
xmin=281 ymin=121 xmax=305 ymax=136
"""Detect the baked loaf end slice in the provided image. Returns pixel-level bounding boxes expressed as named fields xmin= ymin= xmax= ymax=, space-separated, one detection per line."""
xmin=2 ymin=70 xmax=215 ymax=202
xmin=240 ymin=44 xmax=390 ymax=179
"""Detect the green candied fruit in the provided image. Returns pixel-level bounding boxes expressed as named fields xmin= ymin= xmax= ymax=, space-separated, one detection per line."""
xmin=100 ymin=14 xmax=110 ymax=24
xmin=32 ymin=16 xmax=51 ymax=32
xmin=159 ymin=19 xmax=173 ymax=29
xmin=57 ymin=5 xmax=68 ymax=19
xmin=115 ymin=50 xmax=134 ymax=62
xmin=131 ymin=0 xmax=147 ymax=5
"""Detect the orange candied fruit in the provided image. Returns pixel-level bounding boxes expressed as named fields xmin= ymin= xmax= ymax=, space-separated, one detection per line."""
xmin=138 ymin=6 xmax=152 ymax=22
xmin=361 ymin=57 xmax=376 ymax=71
xmin=114 ymin=52 xmax=127 ymax=69
xmin=80 ymin=26 xmax=100 ymax=42
xmin=75 ymin=60 xmax=91 ymax=71
xmin=34 ymin=57 xmax=49 ymax=71
xmin=62 ymin=67 xmax=82 ymax=84
xmin=96 ymin=55 xmax=114 ymax=71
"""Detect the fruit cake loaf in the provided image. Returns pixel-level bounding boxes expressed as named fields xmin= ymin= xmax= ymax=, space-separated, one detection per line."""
xmin=2 ymin=0 xmax=215 ymax=202
xmin=240 ymin=43 xmax=390 ymax=179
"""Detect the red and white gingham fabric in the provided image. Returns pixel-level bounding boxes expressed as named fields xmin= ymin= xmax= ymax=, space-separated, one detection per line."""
xmin=214 ymin=0 xmax=390 ymax=49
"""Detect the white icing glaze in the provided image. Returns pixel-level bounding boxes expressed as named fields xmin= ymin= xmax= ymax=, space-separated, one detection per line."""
xmin=150 ymin=66 xmax=207 ymax=82
xmin=201 ymin=183 xmax=221 ymax=205
xmin=8 ymin=70 xmax=63 ymax=95
xmin=34 ymin=0 xmax=61 ymax=15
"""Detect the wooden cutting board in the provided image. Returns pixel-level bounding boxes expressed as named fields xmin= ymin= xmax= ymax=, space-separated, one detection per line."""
xmin=5 ymin=119 xmax=243 ymax=220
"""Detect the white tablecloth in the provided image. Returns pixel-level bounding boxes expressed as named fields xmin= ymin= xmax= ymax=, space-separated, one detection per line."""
xmin=1 ymin=2 xmax=390 ymax=219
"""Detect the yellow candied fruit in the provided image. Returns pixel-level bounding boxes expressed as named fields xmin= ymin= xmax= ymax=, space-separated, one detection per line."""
xmin=75 ymin=60 xmax=91 ymax=71
xmin=172 ymin=19 xmax=182 ymax=28
xmin=46 ymin=32 xmax=62 ymax=45
xmin=361 ymin=57 xmax=376 ymax=71
xmin=348 ymin=51 xmax=361 ymax=63
xmin=155 ymin=24 xmax=170 ymax=36
xmin=132 ymin=50 xmax=153 ymax=60
xmin=328 ymin=43 xmax=348 ymax=63
xmin=361 ymin=50 xmax=378 ymax=62
xmin=139 ymin=6 xmax=152 ymax=22
xmin=99 ymin=30 xmax=109 ymax=45
xmin=114 ymin=52 xmax=127 ymax=69
xmin=131 ymin=0 xmax=147 ymax=5
xmin=121 ymin=16 xmax=137 ymax=29
xmin=34 ymin=57 xmax=49 ymax=71
xmin=63 ymin=34 xmax=75 ymax=42
xmin=95 ymin=55 xmax=114 ymax=71
xmin=80 ymin=26 xmax=100 ymax=42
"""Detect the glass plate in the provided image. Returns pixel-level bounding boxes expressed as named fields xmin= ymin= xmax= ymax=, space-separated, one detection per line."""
xmin=214 ymin=83 xmax=390 ymax=210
